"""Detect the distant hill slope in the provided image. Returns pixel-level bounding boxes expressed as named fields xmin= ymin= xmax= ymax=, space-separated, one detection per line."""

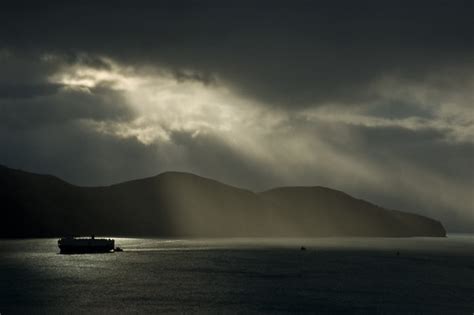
xmin=259 ymin=187 xmax=446 ymax=237
xmin=0 ymin=165 xmax=446 ymax=237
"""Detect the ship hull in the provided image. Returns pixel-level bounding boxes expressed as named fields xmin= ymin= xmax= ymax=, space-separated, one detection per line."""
xmin=59 ymin=245 xmax=114 ymax=254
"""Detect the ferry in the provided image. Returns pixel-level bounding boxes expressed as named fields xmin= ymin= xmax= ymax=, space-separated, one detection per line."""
xmin=58 ymin=236 xmax=115 ymax=254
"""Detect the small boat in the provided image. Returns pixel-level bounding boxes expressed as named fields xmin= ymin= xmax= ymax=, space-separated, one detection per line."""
xmin=115 ymin=247 xmax=123 ymax=252
xmin=58 ymin=236 xmax=114 ymax=254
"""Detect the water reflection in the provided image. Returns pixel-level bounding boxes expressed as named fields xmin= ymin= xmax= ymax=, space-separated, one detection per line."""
xmin=1 ymin=236 xmax=473 ymax=313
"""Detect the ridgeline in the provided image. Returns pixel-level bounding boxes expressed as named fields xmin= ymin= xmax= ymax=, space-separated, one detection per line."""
xmin=0 ymin=165 xmax=446 ymax=238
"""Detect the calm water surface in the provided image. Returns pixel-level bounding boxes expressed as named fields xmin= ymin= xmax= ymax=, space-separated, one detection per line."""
xmin=1 ymin=236 xmax=473 ymax=314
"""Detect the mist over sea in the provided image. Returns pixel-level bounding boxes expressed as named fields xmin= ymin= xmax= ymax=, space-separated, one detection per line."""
xmin=1 ymin=236 xmax=473 ymax=314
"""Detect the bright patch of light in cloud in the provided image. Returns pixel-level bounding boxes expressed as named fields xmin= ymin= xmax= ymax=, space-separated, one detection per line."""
xmin=50 ymin=58 xmax=144 ymax=91
xmin=50 ymin=58 xmax=286 ymax=147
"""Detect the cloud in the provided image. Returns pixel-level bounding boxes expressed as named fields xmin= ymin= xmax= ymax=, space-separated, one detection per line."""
xmin=1 ymin=1 xmax=472 ymax=107
xmin=0 ymin=83 xmax=62 ymax=99
xmin=0 ymin=54 xmax=135 ymax=129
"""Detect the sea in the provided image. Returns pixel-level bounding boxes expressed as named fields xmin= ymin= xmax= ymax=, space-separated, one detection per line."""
xmin=1 ymin=236 xmax=473 ymax=314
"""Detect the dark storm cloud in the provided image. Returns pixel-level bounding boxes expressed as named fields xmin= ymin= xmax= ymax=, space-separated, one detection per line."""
xmin=0 ymin=83 xmax=62 ymax=99
xmin=0 ymin=87 xmax=134 ymax=129
xmin=354 ymin=125 xmax=474 ymax=181
xmin=365 ymin=100 xmax=435 ymax=119
xmin=173 ymin=70 xmax=217 ymax=86
xmin=1 ymin=0 xmax=472 ymax=107
xmin=0 ymin=53 xmax=135 ymax=128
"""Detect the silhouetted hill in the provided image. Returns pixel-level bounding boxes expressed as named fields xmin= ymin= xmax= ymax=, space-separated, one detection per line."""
xmin=260 ymin=187 xmax=446 ymax=237
xmin=0 ymin=165 xmax=446 ymax=237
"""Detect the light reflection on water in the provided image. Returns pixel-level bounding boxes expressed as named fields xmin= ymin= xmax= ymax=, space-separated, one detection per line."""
xmin=1 ymin=235 xmax=473 ymax=313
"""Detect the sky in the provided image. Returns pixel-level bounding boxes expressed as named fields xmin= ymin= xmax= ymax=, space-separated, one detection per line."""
xmin=0 ymin=0 xmax=472 ymax=231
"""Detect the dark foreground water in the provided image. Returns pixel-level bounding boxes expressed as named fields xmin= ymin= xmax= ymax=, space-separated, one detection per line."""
xmin=1 ymin=236 xmax=473 ymax=314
